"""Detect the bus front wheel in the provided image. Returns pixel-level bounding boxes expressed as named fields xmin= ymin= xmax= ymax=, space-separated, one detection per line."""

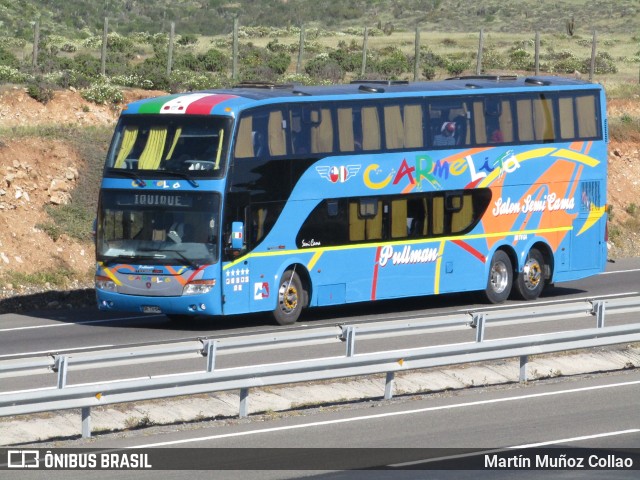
xmin=273 ymin=269 xmax=305 ymax=325
xmin=484 ymin=250 xmax=513 ymax=304
xmin=513 ymin=248 xmax=545 ymax=300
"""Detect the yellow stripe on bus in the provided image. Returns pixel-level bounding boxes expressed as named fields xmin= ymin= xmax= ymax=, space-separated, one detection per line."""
xmin=98 ymin=263 xmax=123 ymax=286
xmin=577 ymin=205 xmax=607 ymax=236
xmin=307 ymin=251 xmax=323 ymax=270
xmin=552 ymin=149 xmax=600 ymax=167
xmin=222 ymin=226 xmax=573 ymax=271
xmin=433 ymin=240 xmax=446 ymax=295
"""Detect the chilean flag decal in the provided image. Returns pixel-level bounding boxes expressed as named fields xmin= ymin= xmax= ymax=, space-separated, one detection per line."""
xmin=316 ymin=165 xmax=361 ymax=183
xmin=159 ymin=93 xmax=237 ymax=114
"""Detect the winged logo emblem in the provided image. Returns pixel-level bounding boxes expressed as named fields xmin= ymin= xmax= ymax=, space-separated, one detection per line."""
xmin=316 ymin=165 xmax=361 ymax=183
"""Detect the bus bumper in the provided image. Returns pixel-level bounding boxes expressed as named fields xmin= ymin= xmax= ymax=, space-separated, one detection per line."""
xmin=96 ymin=290 xmax=222 ymax=316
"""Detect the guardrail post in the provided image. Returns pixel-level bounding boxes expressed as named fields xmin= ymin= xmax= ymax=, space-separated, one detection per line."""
xmin=384 ymin=372 xmax=395 ymax=400
xmin=519 ymin=355 xmax=528 ymax=382
xmin=202 ymin=340 xmax=218 ymax=373
xmin=591 ymin=300 xmax=606 ymax=328
xmin=471 ymin=313 xmax=486 ymax=342
xmin=343 ymin=326 xmax=356 ymax=357
xmin=82 ymin=407 xmax=91 ymax=438
xmin=54 ymin=355 xmax=68 ymax=389
xmin=239 ymin=388 xmax=249 ymax=418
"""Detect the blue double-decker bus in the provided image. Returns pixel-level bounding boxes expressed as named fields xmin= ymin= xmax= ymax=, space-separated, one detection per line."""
xmin=95 ymin=76 xmax=607 ymax=324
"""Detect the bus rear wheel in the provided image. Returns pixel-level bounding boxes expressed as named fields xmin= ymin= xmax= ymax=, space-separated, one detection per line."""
xmin=513 ymin=248 xmax=545 ymax=300
xmin=273 ymin=269 xmax=305 ymax=326
xmin=484 ymin=250 xmax=513 ymax=304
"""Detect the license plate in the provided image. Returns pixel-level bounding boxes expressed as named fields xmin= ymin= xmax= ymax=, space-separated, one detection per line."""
xmin=142 ymin=305 xmax=162 ymax=314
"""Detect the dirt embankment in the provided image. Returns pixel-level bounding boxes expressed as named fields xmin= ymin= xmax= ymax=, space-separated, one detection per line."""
xmin=0 ymin=87 xmax=637 ymax=306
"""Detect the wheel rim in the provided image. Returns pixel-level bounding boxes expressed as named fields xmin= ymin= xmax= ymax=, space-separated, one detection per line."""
xmin=490 ymin=260 xmax=509 ymax=294
xmin=278 ymin=282 xmax=298 ymax=315
xmin=522 ymin=257 xmax=542 ymax=291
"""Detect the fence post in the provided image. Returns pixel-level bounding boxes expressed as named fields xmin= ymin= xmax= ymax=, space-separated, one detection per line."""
xmin=296 ymin=24 xmax=305 ymax=74
xmin=32 ymin=20 xmax=40 ymax=69
xmin=361 ymin=27 xmax=368 ymax=78
xmin=534 ymin=31 xmax=540 ymax=76
xmin=413 ymin=27 xmax=420 ymax=82
xmin=239 ymin=388 xmax=249 ymax=418
xmin=232 ymin=18 xmax=239 ymax=81
xmin=167 ymin=21 xmax=175 ymax=77
xmin=589 ymin=30 xmax=597 ymax=82
xmin=101 ymin=17 xmax=108 ymax=76
xmin=82 ymin=407 xmax=91 ymax=438
xmin=476 ymin=28 xmax=484 ymax=75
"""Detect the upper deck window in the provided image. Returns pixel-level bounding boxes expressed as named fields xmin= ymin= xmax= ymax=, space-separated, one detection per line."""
xmin=106 ymin=115 xmax=231 ymax=178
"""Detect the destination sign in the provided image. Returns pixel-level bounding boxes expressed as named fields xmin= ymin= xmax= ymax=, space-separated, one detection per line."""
xmin=116 ymin=193 xmax=193 ymax=207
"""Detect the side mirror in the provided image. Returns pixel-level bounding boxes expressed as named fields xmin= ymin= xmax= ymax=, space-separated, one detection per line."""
xmin=231 ymin=221 xmax=244 ymax=250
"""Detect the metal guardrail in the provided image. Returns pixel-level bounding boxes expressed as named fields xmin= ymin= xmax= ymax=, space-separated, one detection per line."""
xmin=1 ymin=296 xmax=633 ymax=381
xmin=1 ymin=296 xmax=639 ymax=439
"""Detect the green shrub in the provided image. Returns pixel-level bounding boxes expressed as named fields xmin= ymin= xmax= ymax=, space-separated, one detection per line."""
xmin=81 ymin=81 xmax=124 ymax=105
xmin=26 ymin=80 xmax=55 ymax=104
xmin=372 ymin=47 xmax=409 ymax=76
xmin=305 ymin=54 xmax=345 ymax=82
xmin=0 ymin=66 xmax=30 ymax=83
xmin=508 ymin=47 xmax=533 ymax=70
xmin=177 ymin=33 xmax=199 ymax=47
xmin=0 ymin=46 xmax=19 ymax=69
xmin=422 ymin=64 xmax=436 ymax=80
xmin=583 ymin=51 xmax=617 ymax=74
xmin=198 ymin=48 xmax=229 ymax=73
xmin=168 ymin=70 xmax=227 ymax=93
xmin=445 ymin=59 xmax=471 ymax=76
xmin=267 ymin=52 xmax=291 ymax=75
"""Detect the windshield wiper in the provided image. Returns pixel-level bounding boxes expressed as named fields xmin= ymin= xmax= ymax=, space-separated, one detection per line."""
xmin=102 ymin=254 xmax=157 ymax=266
xmin=107 ymin=169 xmax=146 ymax=187
xmin=162 ymin=170 xmax=199 ymax=188
xmin=139 ymin=248 xmax=200 ymax=269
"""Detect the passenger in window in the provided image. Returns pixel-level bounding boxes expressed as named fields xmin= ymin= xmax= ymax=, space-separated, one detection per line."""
xmin=433 ymin=122 xmax=456 ymax=146
xmin=488 ymin=118 xmax=504 ymax=143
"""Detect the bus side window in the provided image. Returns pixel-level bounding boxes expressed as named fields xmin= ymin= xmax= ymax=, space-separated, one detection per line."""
xmin=234 ymin=116 xmax=254 ymax=158
xmin=349 ymin=198 xmax=382 ymax=241
xmin=449 ymin=192 xmax=474 ymax=233
xmin=268 ymin=110 xmax=286 ymax=156
xmin=407 ymin=198 xmax=428 ymax=237
xmin=338 ymin=107 xmax=356 ymax=152
xmin=390 ymin=199 xmax=407 ymax=238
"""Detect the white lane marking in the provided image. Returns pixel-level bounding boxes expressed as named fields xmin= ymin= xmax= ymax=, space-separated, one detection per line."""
xmin=511 ymin=429 xmax=640 ymax=448
xmin=390 ymin=429 xmax=640 ymax=467
xmin=456 ymin=291 xmax=638 ymax=312
xmin=0 ymin=315 xmax=163 ymax=333
xmin=0 ymin=344 xmax=114 ymax=359
xmin=600 ymin=268 xmax=640 ymax=275
xmin=129 ymin=378 xmax=640 ymax=448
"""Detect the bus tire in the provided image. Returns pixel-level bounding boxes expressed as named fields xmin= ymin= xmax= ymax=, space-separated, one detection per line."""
xmin=484 ymin=250 xmax=513 ymax=304
xmin=513 ymin=248 xmax=545 ymax=300
xmin=273 ymin=269 xmax=305 ymax=325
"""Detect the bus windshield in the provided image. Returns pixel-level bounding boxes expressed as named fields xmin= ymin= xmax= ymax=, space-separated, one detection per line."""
xmin=105 ymin=115 xmax=231 ymax=178
xmin=97 ymin=190 xmax=220 ymax=266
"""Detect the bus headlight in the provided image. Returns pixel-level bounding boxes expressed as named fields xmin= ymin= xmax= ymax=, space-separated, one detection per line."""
xmin=95 ymin=275 xmax=117 ymax=292
xmin=183 ymin=279 xmax=216 ymax=296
